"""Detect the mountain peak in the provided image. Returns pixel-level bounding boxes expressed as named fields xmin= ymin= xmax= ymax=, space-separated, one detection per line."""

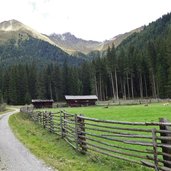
xmin=50 ymin=32 xmax=77 ymax=41
xmin=63 ymin=32 xmax=72 ymax=36
xmin=0 ymin=19 xmax=25 ymax=31
xmin=49 ymin=32 xmax=101 ymax=54
xmin=0 ymin=19 xmax=57 ymax=48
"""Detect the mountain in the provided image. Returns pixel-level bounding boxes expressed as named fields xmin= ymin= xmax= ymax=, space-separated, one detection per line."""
xmin=94 ymin=26 xmax=144 ymax=51
xmin=0 ymin=19 xmax=144 ymax=66
xmin=0 ymin=19 xmax=56 ymax=46
xmin=0 ymin=20 xmax=83 ymax=67
xmin=48 ymin=27 xmax=144 ymax=55
xmin=48 ymin=32 xmax=101 ymax=54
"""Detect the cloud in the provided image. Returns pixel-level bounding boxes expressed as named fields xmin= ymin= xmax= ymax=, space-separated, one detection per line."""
xmin=28 ymin=1 xmax=37 ymax=12
xmin=0 ymin=0 xmax=171 ymax=41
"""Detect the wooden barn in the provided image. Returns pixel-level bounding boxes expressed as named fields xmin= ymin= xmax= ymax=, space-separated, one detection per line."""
xmin=32 ymin=99 xmax=54 ymax=108
xmin=65 ymin=95 xmax=98 ymax=107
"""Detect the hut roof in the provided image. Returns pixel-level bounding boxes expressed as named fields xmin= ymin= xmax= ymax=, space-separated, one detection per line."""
xmin=65 ymin=95 xmax=98 ymax=100
xmin=32 ymin=99 xmax=54 ymax=103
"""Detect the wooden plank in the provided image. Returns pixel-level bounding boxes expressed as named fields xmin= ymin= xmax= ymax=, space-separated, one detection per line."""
xmin=82 ymin=131 xmax=153 ymax=147
xmin=159 ymin=118 xmax=171 ymax=169
xmin=152 ymin=128 xmax=159 ymax=171
xmin=85 ymin=122 xmax=152 ymax=132
xmin=85 ymin=126 xmax=152 ymax=138
xmin=80 ymin=135 xmax=153 ymax=154
xmin=80 ymin=116 xmax=171 ymax=126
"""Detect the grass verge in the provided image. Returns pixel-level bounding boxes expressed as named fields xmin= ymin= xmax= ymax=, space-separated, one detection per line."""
xmin=9 ymin=112 xmax=151 ymax=171
xmin=0 ymin=108 xmax=13 ymax=115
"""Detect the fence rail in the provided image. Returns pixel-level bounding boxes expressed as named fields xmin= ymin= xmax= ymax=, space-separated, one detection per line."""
xmin=20 ymin=107 xmax=171 ymax=171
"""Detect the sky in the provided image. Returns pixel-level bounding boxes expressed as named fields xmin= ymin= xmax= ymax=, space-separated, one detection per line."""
xmin=0 ymin=0 xmax=171 ymax=41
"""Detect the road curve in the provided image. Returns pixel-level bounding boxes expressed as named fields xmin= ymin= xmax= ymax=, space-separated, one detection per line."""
xmin=0 ymin=110 xmax=55 ymax=171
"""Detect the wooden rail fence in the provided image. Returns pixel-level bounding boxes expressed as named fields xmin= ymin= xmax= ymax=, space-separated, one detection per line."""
xmin=20 ymin=107 xmax=171 ymax=171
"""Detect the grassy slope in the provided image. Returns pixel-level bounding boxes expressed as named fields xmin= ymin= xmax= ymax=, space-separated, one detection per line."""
xmin=9 ymin=112 xmax=151 ymax=171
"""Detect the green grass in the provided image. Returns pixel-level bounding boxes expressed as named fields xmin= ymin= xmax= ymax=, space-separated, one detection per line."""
xmin=47 ymin=103 xmax=171 ymax=122
xmin=39 ymin=103 xmax=171 ymax=169
xmin=0 ymin=108 xmax=13 ymax=115
xmin=9 ymin=112 xmax=151 ymax=171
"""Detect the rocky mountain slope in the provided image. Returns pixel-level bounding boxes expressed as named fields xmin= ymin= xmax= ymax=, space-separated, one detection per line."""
xmin=0 ymin=19 xmax=56 ymax=46
xmin=48 ymin=32 xmax=100 ymax=54
xmin=0 ymin=20 xmax=83 ymax=67
xmin=49 ymin=27 xmax=144 ymax=55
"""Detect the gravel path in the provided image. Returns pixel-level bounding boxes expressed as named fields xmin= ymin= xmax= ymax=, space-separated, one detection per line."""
xmin=0 ymin=110 xmax=55 ymax=171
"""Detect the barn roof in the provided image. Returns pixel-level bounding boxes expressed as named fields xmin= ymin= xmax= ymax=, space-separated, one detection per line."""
xmin=32 ymin=99 xmax=54 ymax=103
xmin=65 ymin=95 xmax=98 ymax=100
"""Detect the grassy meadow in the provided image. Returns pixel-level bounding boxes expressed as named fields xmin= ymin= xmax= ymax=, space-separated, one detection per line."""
xmin=46 ymin=103 xmax=171 ymax=122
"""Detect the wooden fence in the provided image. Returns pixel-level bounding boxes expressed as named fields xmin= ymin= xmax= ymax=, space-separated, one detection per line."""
xmin=20 ymin=107 xmax=171 ymax=171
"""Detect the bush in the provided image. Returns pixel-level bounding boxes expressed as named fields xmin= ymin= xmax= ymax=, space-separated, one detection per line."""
xmin=0 ymin=103 xmax=6 ymax=112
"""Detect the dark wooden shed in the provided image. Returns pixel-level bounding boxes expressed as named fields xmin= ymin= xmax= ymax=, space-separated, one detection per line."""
xmin=32 ymin=99 xmax=54 ymax=108
xmin=65 ymin=95 xmax=98 ymax=107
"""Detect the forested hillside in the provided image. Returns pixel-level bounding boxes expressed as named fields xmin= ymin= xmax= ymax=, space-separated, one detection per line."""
xmin=93 ymin=12 xmax=171 ymax=100
xmin=0 ymin=36 xmax=84 ymax=68
xmin=0 ymin=13 xmax=171 ymax=104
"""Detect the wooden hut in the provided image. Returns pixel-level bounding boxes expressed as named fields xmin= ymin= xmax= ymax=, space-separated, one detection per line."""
xmin=65 ymin=95 xmax=98 ymax=107
xmin=32 ymin=99 xmax=54 ymax=108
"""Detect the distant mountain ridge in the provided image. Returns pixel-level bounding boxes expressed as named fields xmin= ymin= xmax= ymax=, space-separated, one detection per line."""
xmin=95 ymin=26 xmax=144 ymax=51
xmin=0 ymin=19 xmax=144 ymax=67
xmin=48 ymin=27 xmax=144 ymax=55
xmin=48 ymin=32 xmax=100 ymax=54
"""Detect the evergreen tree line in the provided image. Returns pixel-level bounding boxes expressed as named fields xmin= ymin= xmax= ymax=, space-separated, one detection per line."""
xmin=0 ymin=62 xmax=93 ymax=105
xmin=91 ymin=13 xmax=171 ymax=101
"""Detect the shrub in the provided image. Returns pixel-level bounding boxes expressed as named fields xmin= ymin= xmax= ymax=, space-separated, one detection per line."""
xmin=0 ymin=103 xmax=6 ymax=112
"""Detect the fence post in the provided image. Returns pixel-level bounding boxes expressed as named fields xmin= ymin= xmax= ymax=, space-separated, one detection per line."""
xmin=63 ymin=112 xmax=66 ymax=137
xmin=77 ymin=114 xmax=87 ymax=154
xmin=49 ymin=112 xmax=54 ymax=133
xmin=37 ymin=112 xmax=40 ymax=124
xmin=60 ymin=111 xmax=65 ymax=138
xmin=36 ymin=112 xmax=39 ymax=122
xmin=75 ymin=114 xmax=79 ymax=151
xmin=49 ymin=112 xmax=51 ymax=132
xmin=40 ymin=112 xmax=43 ymax=125
xmin=159 ymin=118 xmax=171 ymax=168
xmin=43 ymin=112 xmax=46 ymax=128
xmin=152 ymin=128 xmax=159 ymax=171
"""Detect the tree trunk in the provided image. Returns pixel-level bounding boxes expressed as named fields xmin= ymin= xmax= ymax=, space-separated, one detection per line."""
xmin=152 ymin=71 xmax=157 ymax=99
xmin=156 ymin=80 xmax=159 ymax=99
xmin=94 ymin=76 xmax=98 ymax=98
xmin=144 ymin=74 xmax=148 ymax=98
xmin=105 ymin=86 xmax=108 ymax=100
xmin=139 ymin=72 xmax=143 ymax=99
xmin=131 ymin=73 xmax=134 ymax=99
xmin=110 ymin=72 xmax=116 ymax=101
xmin=123 ymin=79 xmax=127 ymax=100
xmin=55 ymin=87 xmax=58 ymax=101
xmin=126 ymin=72 xmax=130 ymax=99
xmin=120 ymin=76 xmax=123 ymax=99
xmin=49 ymin=82 xmax=53 ymax=99
xmin=115 ymin=68 xmax=119 ymax=100
xmin=99 ymin=74 xmax=102 ymax=101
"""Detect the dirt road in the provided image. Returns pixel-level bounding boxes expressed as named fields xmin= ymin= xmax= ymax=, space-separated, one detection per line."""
xmin=0 ymin=110 xmax=55 ymax=171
